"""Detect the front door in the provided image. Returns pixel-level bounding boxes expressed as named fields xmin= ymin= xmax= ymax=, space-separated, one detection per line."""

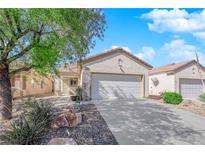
xmin=63 ymin=78 xmax=69 ymax=95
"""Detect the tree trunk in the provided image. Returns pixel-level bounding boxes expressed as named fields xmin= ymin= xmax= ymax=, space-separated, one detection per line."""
xmin=0 ymin=61 xmax=12 ymax=120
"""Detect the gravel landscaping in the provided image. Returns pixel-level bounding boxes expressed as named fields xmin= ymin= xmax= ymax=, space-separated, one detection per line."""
xmin=150 ymin=98 xmax=205 ymax=117
xmin=177 ymin=99 xmax=205 ymax=117
xmin=41 ymin=103 xmax=118 ymax=145
xmin=0 ymin=97 xmax=118 ymax=145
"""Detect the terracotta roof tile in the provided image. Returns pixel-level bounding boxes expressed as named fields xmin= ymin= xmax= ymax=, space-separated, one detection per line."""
xmin=149 ymin=60 xmax=199 ymax=75
xmin=82 ymin=48 xmax=153 ymax=69
xmin=58 ymin=63 xmax=78 ymax=74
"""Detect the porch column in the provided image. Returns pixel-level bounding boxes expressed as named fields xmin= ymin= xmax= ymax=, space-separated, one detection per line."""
xmin=81 ymin=67 xmax=91 ymax=101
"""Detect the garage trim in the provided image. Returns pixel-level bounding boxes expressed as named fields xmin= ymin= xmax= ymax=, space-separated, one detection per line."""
xmin=90 ymin=72 xmax=145 ymax=100
xmin=178 ymin=77 xmax=204 ymax=98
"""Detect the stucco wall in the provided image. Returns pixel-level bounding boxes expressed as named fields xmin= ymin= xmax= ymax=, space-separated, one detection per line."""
xmin=24 ymin=75 xmax=53 ymax=96
xmin=82 ymin=52 xmax=150 ymax=100
xmin=149 ymin=73 xmax=175 ymax=95
xmin=175 ymin=63 xmax=205 ymax=92
xmin=149 ymin=63 xmax=205 ymax=96
xmin=54 ymin=74 xmax=80 ymax=96
xmin=81 ymin=67 xmax=91 ymax=100
xmin=12 ymin=72 xmax=53 ymax=98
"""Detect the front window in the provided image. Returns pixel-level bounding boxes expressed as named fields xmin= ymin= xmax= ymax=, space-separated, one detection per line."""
xmin=41 ymin=80 xmax=45 ymax=89
xmin=70 ymin=78 xmax=78 ymax=87
xmin=31 ymin=79 xmax=35 ymax=88
xmin=22 ymin=76 xmax=27 ymax=90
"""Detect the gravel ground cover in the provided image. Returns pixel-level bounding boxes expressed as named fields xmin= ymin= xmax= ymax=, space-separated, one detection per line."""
xmin=0 ymin=97 xmax=118 ymax=145
xmin=41 ymin=104 xmax=118 ymax=145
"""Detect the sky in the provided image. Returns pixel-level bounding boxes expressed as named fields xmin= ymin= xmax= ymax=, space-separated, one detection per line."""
xmin=89 ymin=8 xmax=205 ymax=67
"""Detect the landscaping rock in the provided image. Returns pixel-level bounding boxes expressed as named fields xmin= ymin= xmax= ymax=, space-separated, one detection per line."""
xmin=176 ymin=99 xmax=205 ymax=117
xmin=48 ymin=138 xmax=77 ymax=145
xmin=51 ymin=111 xmax=82 ymax=128
xmin=51 ymin=114 xmax=70 ymax=128
xmin=1 ymin=97 xmax=117 ymax=145
xmin=65 ymin=111 xmax=77 ymax=127
xmin=76 ymin=112 xmax=82 ymax=124
xmin=69 ymin=104 xmax=118 ymax=145
xmin=46 ymin=104 xmax=118 ymax=145
xmin=159 ymin=99 xmax=165 ymax=104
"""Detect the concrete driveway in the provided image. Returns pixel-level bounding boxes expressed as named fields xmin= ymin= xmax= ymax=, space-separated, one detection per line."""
xmin=94 ymin=99 xmax=205 ymax=145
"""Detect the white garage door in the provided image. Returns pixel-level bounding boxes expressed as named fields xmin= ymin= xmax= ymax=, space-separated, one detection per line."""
xmin=179 ymin=79 xmax=203 ymax=98
xmin=91 ymin=73 xmax=142 ymax=100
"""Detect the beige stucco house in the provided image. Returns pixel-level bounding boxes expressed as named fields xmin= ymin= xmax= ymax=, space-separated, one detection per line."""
xmin=149 ymin=60 xmax=205 ymax=98
xmin=54 ymin=63 xmax=81 ymax=96
xmin=54 ymin=48 xmax=153 ymax=100
xmin=11 ymin=70 xmax=53 ymax=98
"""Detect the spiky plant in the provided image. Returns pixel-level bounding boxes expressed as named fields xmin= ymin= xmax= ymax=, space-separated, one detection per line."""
xmin=0 ymin=100 xmax=53 ymax=145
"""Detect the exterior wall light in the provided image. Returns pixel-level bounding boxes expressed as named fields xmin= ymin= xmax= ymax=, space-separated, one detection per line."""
xmin=118 ymin=58 xmax=123 ymax=67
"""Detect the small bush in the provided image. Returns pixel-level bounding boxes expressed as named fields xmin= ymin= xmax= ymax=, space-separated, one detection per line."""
xmin=161 ymin=92 xmax=183 ymax=105
xmin=24 ymin=100 xmax=53 ymax=126
xmin=0 ymin=99 xmax=53 ymax=145
xmin=75 ymin=86 xmax=82 ymax=103
xmin=199 ymin=93 xmax=205 ymax=102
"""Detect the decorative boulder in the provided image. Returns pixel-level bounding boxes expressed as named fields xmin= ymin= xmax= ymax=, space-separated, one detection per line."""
xmin=48 ymin=138 xmax=77 ymax=145
xmin=66 ymin=111 xmax=78 ymax=127
xmin=76 ymin=112 xmax=82 ymax=125
xmin=51 ymin=111 xmax=82 ymax=128
xmin=51 ymin=113 xmax=70 ymax=128
xmin=159 ymin=98 xmax=165 ymax=104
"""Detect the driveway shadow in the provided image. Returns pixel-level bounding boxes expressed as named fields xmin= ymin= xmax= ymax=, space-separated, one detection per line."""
xmin=94 ymin=99 xmax=205 ymax=145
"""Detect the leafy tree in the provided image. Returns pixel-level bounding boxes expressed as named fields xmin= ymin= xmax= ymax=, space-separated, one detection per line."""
xmin=0 ymin=9 xmax=106 ymax=120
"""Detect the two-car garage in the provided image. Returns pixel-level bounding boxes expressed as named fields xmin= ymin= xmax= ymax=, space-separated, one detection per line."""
xmin=179 ymin=79 xmax=203 ymax=98
xmin=81 ymin=48 xmax=152 ymax=101
xmin=91 ymin=73 xmax=143 ymax=100
xmin=149 ymin=60 xmax=205 ymax=99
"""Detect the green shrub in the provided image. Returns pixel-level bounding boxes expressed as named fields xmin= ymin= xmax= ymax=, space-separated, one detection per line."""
xmin=75 ymin=86 xmax=82 ymax=104
xmin=0 ymin=100 xmax=53 ymax=145
xmin=199 ymin=93 xmax=205 ymax=102
xmin=24 ymin=100 xmax=53 ymax=125
xmin=161 ymin=92 xmax=183 ymax=105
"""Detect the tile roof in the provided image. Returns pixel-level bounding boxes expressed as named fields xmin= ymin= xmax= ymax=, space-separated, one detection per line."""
xmin=149 ymin=60 xmax=205 ymax=75
xmin=58 ymin=63 xmax=79 ymax=75
xmin=82 ymin=48 xmax=153 ymax=69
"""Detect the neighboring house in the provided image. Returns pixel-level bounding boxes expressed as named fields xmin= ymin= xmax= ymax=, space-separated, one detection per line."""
xmin=54 ymin=48 xmax=153 ymax=100
xmin=11 ymin=70 xmax=53 ymax=98
xmin=54 ymin=63 xmax=81 ymax=96
xmin=149 ymin=60 xmax=205 ymax=98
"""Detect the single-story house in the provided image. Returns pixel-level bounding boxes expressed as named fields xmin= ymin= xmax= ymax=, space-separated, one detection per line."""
xmin=149 ymin=60 xmax=205 ymax=98
xmin=54 ymin=48 xmax=153 ymax=100
xmin=54 ymin=63 xmax=81 ymax=96
xmin=11 ymin=70 xmax=53 ymax=98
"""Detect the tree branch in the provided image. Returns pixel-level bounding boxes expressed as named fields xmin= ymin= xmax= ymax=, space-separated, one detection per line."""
xmin=2 ymin=29 xmax=32 ymax=59
xmin=0 ymin=47 xmax=4 ymax=50
xmin=4 ymin=10 xmax=16 ymax=36
xmin=7 ymin=29 xmax=42 ymax=63
xmin=0 ymin=29 xmax=10 ymax=42
xmin=7 ymin=43 xmax=34 ymax=63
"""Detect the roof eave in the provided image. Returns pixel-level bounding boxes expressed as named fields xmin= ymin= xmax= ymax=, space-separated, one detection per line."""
xmin=82 ymin=48 xmax=153 ymax=69
xmin=149 ymin=70 xmax=175 ymax=76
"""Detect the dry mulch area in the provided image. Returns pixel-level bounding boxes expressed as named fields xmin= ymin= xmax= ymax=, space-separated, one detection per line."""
xmin=177 ymin=99 xmax=205 ymax=117
xmin=42 ymin=104 xmax=118 ymax=145
xmin=152 ymin=98 xmax=205 ymax=117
